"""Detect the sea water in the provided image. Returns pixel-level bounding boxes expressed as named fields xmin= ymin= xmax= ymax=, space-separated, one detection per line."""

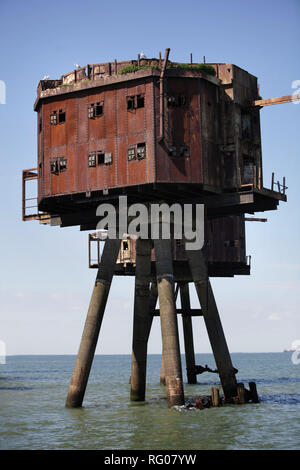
xmin=0 ymin=353 xmax=299 ymax=450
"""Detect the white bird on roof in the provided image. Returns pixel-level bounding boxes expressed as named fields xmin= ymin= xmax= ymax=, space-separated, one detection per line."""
xmin=140 ymin=52 xmax=146 ymax=59
xmin=42 ymin=75 xmax=50 ymax=80
xmin=74 ymin=64 xmax=80 ymax=69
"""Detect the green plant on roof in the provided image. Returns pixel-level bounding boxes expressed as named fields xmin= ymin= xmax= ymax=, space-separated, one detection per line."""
xmin=119 ymin=64 xmax=160 ymax=75
xmin=119 ymin=65 xmax=139 ymax=74
xmin=168 ymin=63 xmax=216 ymax=76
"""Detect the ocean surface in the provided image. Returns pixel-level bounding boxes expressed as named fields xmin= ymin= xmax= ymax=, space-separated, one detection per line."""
xmin=0 ymin=353 xmax=299 ymax=450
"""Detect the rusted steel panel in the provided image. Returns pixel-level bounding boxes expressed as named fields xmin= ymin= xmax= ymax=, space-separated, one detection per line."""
xmin=77 ymin=142 xmax=88 ymax=193
xmin=200 ymin=79 xmax=220 ymax=187
xmin=116 ymin=86 xmax=128 ymax=136
xmin=34 ymin=58 xmax=286 ymax=225
xmin=104 ymin=88 xmax=116 ymax=139
xmin=110 ymin=214 xmax=247 ymax=269
xmin=168 ymin=77 xmax=192 ymax=184
xmin=116 ymin=134 xmax=127 ymax=187
xmin=66 ymin=145 xmax=76 ymax=194
xmin=189 ymin=79 xmax=202 ymax=184
xmin=104 ymin=137 xmax=116 ymax=188
xmin=155 ymin=76 xmax=214 ymax=186
xmin=203 ymin=215 xmax=246 ymax=264
xmin=127 ymin=83 xmax=146 ymax=136
xmin=88 ymin=91 xmax=105 ymax=141
xmin=66 ymin=97 xmax=77 ymax=146
xmin=41 ymin=103 xmax=51 ymax=198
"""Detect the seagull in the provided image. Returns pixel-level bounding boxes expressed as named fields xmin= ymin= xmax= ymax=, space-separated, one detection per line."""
xmin=74 ymin=64 xmax=80 ymax=69
xmin=42 ymin=75 xmax=50 ymax=80
xmin=140 ymin=52 xmax=147 ymax=59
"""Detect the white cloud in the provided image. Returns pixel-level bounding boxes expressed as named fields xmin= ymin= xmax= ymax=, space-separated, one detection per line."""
xmin=268 ymin=313 xmax=281 ymax=321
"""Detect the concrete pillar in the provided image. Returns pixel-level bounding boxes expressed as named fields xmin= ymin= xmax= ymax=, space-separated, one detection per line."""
xmin=65 ymin=238 xmax=121 ymax=408
xmin=185 ymin=246 xmax=237 ymax=400
xmin=160 ymin=352 xmax=166 ymax=385
xmin=130 ymin=239 xmax=152 ymax=401
xmin=180 ymin=283 xmax=197 ymax=384
xmin=154 ymin=239 xmax=185 ymax=407
xmin=160 ymin=284 xmax=179 ymax=386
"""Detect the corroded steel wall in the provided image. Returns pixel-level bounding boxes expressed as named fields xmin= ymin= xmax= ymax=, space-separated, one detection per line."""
xmin=37 ymin=63 xmax=263 ymax=205
xmin=38 ymin=77 xmax=156 ymax=201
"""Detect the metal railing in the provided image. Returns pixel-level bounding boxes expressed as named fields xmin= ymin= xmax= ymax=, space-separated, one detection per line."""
xmin=22 ymin=168 xmax=50 ymax=222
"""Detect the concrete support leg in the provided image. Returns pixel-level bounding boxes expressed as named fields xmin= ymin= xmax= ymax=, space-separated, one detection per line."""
xmin=180 ymin=283 xmax=197 ymax=384
xmin=130 ymin=239 xmax=152 ymax=401
xmin=160 ymin=352 xmax=166 ymax=385
xmin=154 ymin=239 xmax=185 ymax=407
xmin=185 ymin=247 xmax=237 ymax=400
xmin=65 ymin=238 xmax=121 ymax=408
xmin=160 ymin=284 xmax=179 ymax=386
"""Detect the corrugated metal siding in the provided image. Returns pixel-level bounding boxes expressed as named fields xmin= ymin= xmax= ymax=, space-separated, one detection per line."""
xmin=40 ymin=78 xmax=156 ymax=197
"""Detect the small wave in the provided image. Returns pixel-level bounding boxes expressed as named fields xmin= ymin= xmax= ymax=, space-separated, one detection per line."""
xmin=260 ymin=393 xmax=300 ymax=405
xmin=240 ymin=377 xmax=300 ymax=385
xmin=0 ymin=386 xmax=33 ymax=391
xmin=0 ymin=376 xmax=48 ymax=381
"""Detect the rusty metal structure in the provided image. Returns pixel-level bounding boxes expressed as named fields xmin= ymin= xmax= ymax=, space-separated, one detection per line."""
xmin=23 ymin=48 xmax=296 ymax=408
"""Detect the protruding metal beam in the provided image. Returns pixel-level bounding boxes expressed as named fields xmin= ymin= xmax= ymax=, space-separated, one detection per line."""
xmin=253 ymin=93 xmax=300 ymax=107
xmin=152 ymin=308 xmax=203 ymax=317
xmin=244 ymin=217 xmax=267 ymax=222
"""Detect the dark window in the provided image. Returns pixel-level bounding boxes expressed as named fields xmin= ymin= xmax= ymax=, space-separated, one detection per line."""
xmin=168 ymin=96 xmax=177 ymax=106
xmin=136 ymin=94 xmax=144 ymax=108
xmin=224 ymin=240 xmax=239 ymax=248
xmin=51 ymin=157 xmax=67 ymax=174
xmin=168 ymin=146 xmax=177 ymax=157
xmin=88 ymin=152 xmax=96 ymax=167
xmin=127 ymin=94 xmax=144 ymax=110
xmin=168 ymin=94 xmax=186 ymax=107
xmin=50 ymin=112 xmax=57 ymax=125
xmin=128 ymin=148 xmax=136 ymax=161
xmin=137 ymin=143 xmax=146 ymax=160
xmin=88 ymin=151 xmax=112 ymax=166
xmin=95 ymin=102 xmax=103 ymax=117
xmin=50 ymin=160 xmax=58 ymax=174
xmin=88 ymin=105 xmax=95 ymax=119
xmin=179 ymin=145 xmax=190 ymax=157
xmin=58 ymin=109 xmax=66 ymax=123
xmin=123 ymin=241 xmax=129 ymax=250
xmin=39 ymin=118 xmax=42 ymax=133
xmin=179 ymin=95 xmax=186 ymax=106
xmin=97 ymin=152 xmax=105 ymax=165
xmin=59 ymin=158 xmax=67 ymax=171
xmin=127 ymin=96 xmax=135 ymax=110
xmin=88 ymin=102 xmax=104 ymax=118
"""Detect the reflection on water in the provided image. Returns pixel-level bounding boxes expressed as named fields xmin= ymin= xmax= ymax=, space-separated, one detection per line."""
xmin=0 ymin=353 xmax=299 ymax=450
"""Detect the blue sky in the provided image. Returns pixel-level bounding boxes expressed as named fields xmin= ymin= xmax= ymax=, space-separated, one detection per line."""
xmin=0 ymin=0 xmax=299 ymax=355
